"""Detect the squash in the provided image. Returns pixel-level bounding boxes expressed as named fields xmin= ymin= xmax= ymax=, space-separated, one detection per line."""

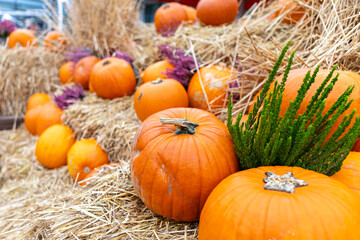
xmin=8 ymin=29 xmax=37 ymax=48
xmin=80 ymin=163 xmax=119 ymax=186
xmin=44 ymin=31 xmax=66 ymax=51
xmin=154 ymin=2 xmax=188 ymax=34
xmin=196 ymin=0 xmax=239 ymax=26
xmin=183 ymin=5 xmax=197 ymax=23
xmin=59 ymin=61 xmax=74 ymax=85
xmin=73 ymin=56 xmax=100 ymax=89
xmin=269 ymin=0 xmax=306 ymax=24
xmin=133 ymin=79 xmax=189 ymax=121
xmin=131 ymin=107 xmax=239 ymax=221
xmin=24 ymin=106 xmax=41 ymax=135
xmin=199 ymin=166 xmax=360 ymax=239
xmin=36 ymin=102 xmax=63 ymax=135
xmin=140 ymin=60 xmax=175 ymax=83
xmin=26 ymin=93 xmax=51 ymax=111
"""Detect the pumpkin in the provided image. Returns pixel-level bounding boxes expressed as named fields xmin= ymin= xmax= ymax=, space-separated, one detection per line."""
xmin=89 ymin=81 xmax=95 ymax=93
xmin=332 ymin=152 xmax=360 ymax=197
xmin=90 ymin=57 xmax=136 ymax=99
xmin=269 ymin=0 xmax=306 ymax=24
xmin=80 ymin=163 xmax=119 ymax=186
xmin=59 ymin=61 xmax=74 ymax=85
xmin=131 ymin=107 xmax=239 ymax=221
xmin=196 ymin=0 xmax=239 ymax=26
xmin=133 ymin=79 xmax=189 ymax=121
xmin=8 ymin=29 xmax=37 ymax=48
xmin=24 ymin=106 xmax=41 ymax=135
xmin=187 ymin=64 xmax=232 ymax=112
xmin=44 ymin=31 xmax=66 ymax=51
xmin=35 ymin=124 xmax=76 ymax=169
xmin=183 ymin=5 xmax=197 ymax=23
xmin=199 ymin=166 xmax=360 ymax=239
xmin=26 ymin=93 xmax=51 ymax=111
xmin=140 ymin=60 xmax=175 ymax=83
xmin=67 ymin=139 xmax=109 ymax=182
xmin=36 ymin=102 xmax=63 ymax=135
xmin=154 ymin=2 xmax=189 ymax=34
xmin=73 ymin=56 xmax=100 ymax=89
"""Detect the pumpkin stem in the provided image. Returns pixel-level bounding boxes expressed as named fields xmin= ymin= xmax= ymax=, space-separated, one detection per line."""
xmin=103 ymin=60 xmax=111 ymax=66
xmin=263 ymin=172 xmax=308 ymax=193
xmin=160 ymin=117 xmax=199 ymax=135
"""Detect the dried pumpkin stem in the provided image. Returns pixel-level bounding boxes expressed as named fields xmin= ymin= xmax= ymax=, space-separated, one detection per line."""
xmin=103 ymin=60 xmax=111 ymax=66
xmin=263 ymin=172 xmax=308 ymax=193
xmin=160 ymin=117 xmax=199 ymax=135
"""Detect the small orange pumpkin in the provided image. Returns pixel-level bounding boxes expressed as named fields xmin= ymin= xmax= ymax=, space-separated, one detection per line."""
xmin=140 ymin=60 xmax=175 ymax=83
xmin=199 ymin=166 xmax=360 ymax=239
xmin=80 ymin=163 xmax=119 ymax=186
xmin=44 ymin=31 xmax=66 ymax=51
xmin=8 ymin=29 xmax=37 ymax=48
xmin=90 ymin=57 xmax=136 ymax=99
xmin=154 ymin=2 xmax=189 ymax=34
xmin=36 ymin=102 xmax=63 ymax=135
xmin=73 ymin=56 xmax=100 ymax=89
xmin=183 ymin=5 xmax=197 ymax=23
xmin=269 ymin=0 xmax=306 ymax=24
xmin=26 ymin=93 xmax=51 ymax=112
xmin=134 ymin=79 xmax=189 ymax=121
xmin=196 ymin=0 xmax=239 ymax=26
xmin=187 ymin=64 xmax=232 ymax=112
xmin=59 ymin=61 xmax=74 ymax=85
xmin=24 ymin=106 xmax=41 ymax=135
xmin=35 ymin=124 xmax=76 ymax=169
xmin=67 ymin=139 xmax=109 ymax=182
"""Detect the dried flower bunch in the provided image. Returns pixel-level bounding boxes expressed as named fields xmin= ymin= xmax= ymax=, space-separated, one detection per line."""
xmin=54 ymin=84 xmax=85 ymax=110
xmin=0 ymin=20 xmax=17 ymax=38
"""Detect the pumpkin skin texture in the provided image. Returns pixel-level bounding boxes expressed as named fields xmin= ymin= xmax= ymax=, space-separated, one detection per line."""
xmin=73 ymin=56 xmax=100 ymax=89
xmin=270 ymin=0 xmax=306 ymax=24
xmin=140 ymin=60 xmax=175 ymax=83
xmin=59 ymin=61 xmax=74 ymax=84
xmin=332 ymin=152 xmax=360 ymax=197
xmin=26 ymin=93 xmax=51 ymax=111
xmin=44 ymin=31 xmax=66 ymax=51
xmin=8 ymin=29 xmax=37 ymax=48
xmin=24 ymin=106 xmax=41 ymax=135
xmin=35 ymin=124 xmax=75 ymax=169
xmin=36 ymin=102 xmax=63 ymax=136
xmin=183 ymin=5 xmax=197 ymax=23
xmin=90 ymin=57 xmax=136 ymax=99
xmin=187 ymin=65 xmax=232 ymax=111
xmin=133 ymin=79 xmax=189 ymax=121
xmin=199 ymin=166 xmax=360 ymax=240
xmin=196 ymin=0 xmax=239 ymax=26
xmin=154 ymin=3 xmax=188 ymax=34
xmin=130 ymin=108 xmax=239 ymax=221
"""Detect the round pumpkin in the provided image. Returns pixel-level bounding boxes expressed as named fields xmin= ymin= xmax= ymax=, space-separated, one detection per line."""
xmin=44 ymin=31 xmax=66 ymax=51
xmin=196 ymin=0 xmax=239 ymax=26
xmin=183 ymin=5 xmax=197 ymax=23
xmin=133 ymin=79 xmax=189 ymax=121
xmin=154 ymin=2 xmax=189 ymax=34
xmin=269 ymin=0 xmax=306 ymax=24
xmin=36 ymin=102 xmax=63 ymax=135
xmin=73 ymin=56 xmax=100 ymax=89
xmin=199 ymin=166 xmax=360 ymax=239
xmin=26 ymin=93 xmax=51 ymax=111
xmin=131 ymin=107 xmax=239 ymax=221
xmin=35 ymin=124 xmax=76 ymax=169
xmin=8 ymin=29 xmax=37 ymax=48
xmin=67 ymin=139 xmax=109 ymax=182
xmin=90 ymin=57 xmax=136 ymax=99
xmin=80 ymin=163 xmax=119 ymax=186
xmin=140 ymin=60 xmax=175 ymax=83
xmin=187 ymin=64 xmax=232 ymax=112
xmin=59 ymin=61 xmax=74 ymax=85
xmin=24 ymin=106 xmax=41 ymax=135
xmin=332 ymin=152 xmax=360 ymax=197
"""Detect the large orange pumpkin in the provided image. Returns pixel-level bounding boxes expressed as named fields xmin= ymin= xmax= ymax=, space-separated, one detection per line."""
xmin=26 ymin=93 xmax=51 ymax=111
xmin=133 ymin=79 xmax=189 ymax=121
xmin=131 ymin=108 xmax=239 ymax=221
xmin=24 ymin=106 xmax=41 ymax=135
xmin=140 ymin=60 xmax=175 ymax=83
xmin=183 ymin=5 xmax=197 ymax=23
xmin=90 ymin=57 xmax=136 ymax=99
xmin=44 ymin=31 xmax=66 ymax=51
xmin=199 ymin=166 xmax=360 ymax=239
xmin=73 ymin=56 xmax=100 ymax=89
xmin=154 ymin=2 xmax=189 ymax=34
xmin=187 ymin=64 xmax=232 ymax=112
xmin=35 ymin=124 xmax=76 ymax=169
xmin=8 ymin=29 xmax=37 ymax=48
xmin=269 ymin=0 xmax=306 ymax=24
xmin=196 ymin=0 xmax=239 ymax=26
xmin=67 ymin=139 xmax=109 ymax=182
xmin=332 ymin=152 xmax=360 ymax=197
xmin=59 ymin=61 xmax=74 ymax=85
xmin=36 ymin=102 xmax=63 ymax=135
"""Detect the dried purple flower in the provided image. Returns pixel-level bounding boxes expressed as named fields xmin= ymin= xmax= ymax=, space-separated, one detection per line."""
xmin=0 ymin=20 xmax=17 ymax=38
xmin=54 ymin=84 xmax=85 ymax=110
xmin=158 ymin=44 xmax=198 ymax=88
xmin=104 ymin=50 xmax=133 ymax=64
xmin=65 ymin=47 xmax=93 ymax=64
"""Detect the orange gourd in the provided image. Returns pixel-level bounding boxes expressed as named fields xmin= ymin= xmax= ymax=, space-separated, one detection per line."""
xmin=270 ymin=0 xmax=306 ymax=24
xmin=183 ymin=5 xmax=197 ymax=23
xmin=133 ymin=79 xmax=189 ymax=121
xmin=80 ymin=163 xmax=119 ymax=186
xmin=140 ymin=60 xmax=175 ymax=83
xmin=24 ymin=106 xmax=41 ymax=135
xmin=131 ymin=108 xmax=239 ymax=221
xmin=67 ymin=139 xmax=109 ymax=182
xmin=26 ymin=93 xmax=51 ymax=111
xmin=36 ymin=102 xmax=63 ymax=135
xmin=196 ymin=0 xmax=239 ymax=26
xmin=90 ymin=57 xmax=136 ymax=99
xmin=187 ymin=64 xmax=232 ymax=112
xmin=44 ymin=31 xmax=66 ymax=51
xmin=199 ymin=166 xmax=360 ymax=240
xmin=332 ymin=152 xmax=360 ymax=197
xmin=59 ymin=61 xmax=74 ymax=84
xmin=35 ymin=124 xmax=76 ymax=169
xmin=8 ymin=29 xmax=37 ymax=48
xmin=73 ymin=56 xmax=100 ymax=89
xmin=154 ymin=2 xmax=189 ymax=34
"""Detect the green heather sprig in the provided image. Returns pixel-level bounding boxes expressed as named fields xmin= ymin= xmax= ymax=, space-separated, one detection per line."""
xmin=227 ymin=41 xmax=360 ymax=176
